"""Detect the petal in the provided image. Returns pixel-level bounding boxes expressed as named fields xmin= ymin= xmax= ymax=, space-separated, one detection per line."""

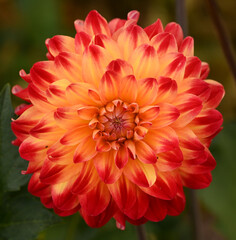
xmin=151 ymin=103 xmax=180 ymax=128
xmin=136 ymin=78 xmax=158 ymax=106
xmin=82 ymin=44 xmax=112 ymax=87
xmin=46 ymin=79 xmax=71 ymax=106
xmin=84 ymin=10 xmax=111 ymax=36
xmin=135 ymin=141 xmax=157 ymax=164
xmin=108 ymin=18 xmax=126 ymax=35
xmin=93 ymin=151 xmax=122 ymax=184
xmin=30 ymin=61 xmax=58 ymax=91
xmin=54 ymin=52 xmax=82 ymax=83
xmin=60 ymin=126 xmax=92 ymax=146
xmin=51 ymin=180 xmax=79 ymax=210
xmin=164 ymin=22 xmax=184 ymax=47
xmin=73 ymin=137 xmax=97 ymax=163
xmin=129 ymin=44 xmax=159 ymax=79
xmin=158 ymin=53 xmax=186 ymax=83
xmin=19 ymin=136 xmax=51 ymax=162
xmin=184 ymin=56 xmax=201 ymax=78
xmin=124 ymin=159 xmax=156 ymax=187
xmin=107 ymin=175 xmax=136 ymax=212
xmin=151 ymin=32 xmax=178 ymax=56
xmin=117 ymin=24 xmax=149 ymax=60
xmin=144 ymin=197 xmax=167 ymax=222
xmin=119 ymin=75 xmax=138 ymax=103
xmin=74 ymin=19 xmax=84 ymax=32
xmin=12 ymin=85 xmax=30 ymax=102
xmin=179 ymin=36 xmax=194 ymax=56
xmin=154 ymin=77 xmax=177 ymax=103
xmin=30 ymin=112 xmax=65 ymax=141
xmin=77 ymin=106 xmax=99 ymax=120
xmin=46 ymin=35 xmax=75 ymax=57
xmin=115 ymin=145 xmax=129 ymax=169
xmin=188 ymin=109 xmax=223 ymax=139
xmin=106 ymin=59 xmax=133 ymax=77
xmin=156 ymin=147 xmax=183 ymax=171
xmin=93 ymin=34 xmax=122 ymax=59
xmin=200 ymin=62 xmax=210 ymax=79
xmin=204 ymin=80 xmax=225 ymax=108
xmin=99 ymin=70 xmax=119 ymax=103
xmin=171 ymin=93 xmax=202 ymax=128
xmin=71 ymin=160 xmax=100 ymax=195
xmin=141 ymin=172 xmax=178 ymax=200
xmin=79 ymin=181 xmax=111 ymax=216
xmin=139 ymin=105 xmax=160 ymax=122
xmin=75 ymin=31 xmax=92 ymax=55
xmin=144 ymin=19 xmax=164 ymax=39
xmin=145 ymin=127 xmax=179 ymax=153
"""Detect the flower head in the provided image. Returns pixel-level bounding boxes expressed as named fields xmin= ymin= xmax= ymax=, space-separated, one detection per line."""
xmin=12 ymin=10 xmax=224 ymax=229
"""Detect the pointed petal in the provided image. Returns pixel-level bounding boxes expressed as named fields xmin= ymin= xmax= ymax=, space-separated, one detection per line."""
xmin=82 ymin=44 xmax=112 ymax=87
xmin=144 ymin=19 xmax=164 ymax=39
xmin=136 ymin=78 xmax=158 ymax=106
xmin=46 ymin=35 xmax=75 ymax=57
xmin=139 ymin=105 xmax=160 ymax=122
xmin=106 ymin=59 xmax=133 ymax=77
xmin=145 ymin=197 xmax=167 ymax=222
xmin=179 ymin=36 xmax=194 ymax=56
xmin=117 ymin=24 xmax=149 ymax=60
xmin=108 ymin=18 xmax=126 ymax=35
xmin=151 ymin=103 xmax=180 ymax=128
xmin=184 ymin=56 xmax=201 ymax=78
xmin=129 ymin=44 xmax=159 ymax=79
xmin=135 ymin=141 xmax=157 ymax=164
xmin=144 ymin=127 xmax=179 ymax=153
xmin=93 ymin=151 xmax=122 ymax=184
xmin=75 ymin=31 xmax=92 ymax=55
xmin=200 ymin=62 xmax=210 ymax=79
xmin=124 ymin=159 xmax=156 ymax=187
xmin=73 ymin=137 xmax=97 ymax=163
xmin=171 ymin=93 xmax=202 ymax=128
xmin=115 ymin=145 xmax=129 ymax=169
xmin=79 ymin=181 xmax=111 ymax=216
xmin=84 ymin=10 xmax=111 ymax=36
xmin=164 ymin=22 xmax=183 ymax=47
xmin=119 ymin=75 xmax=138 ymax=102
xmin=151 ymin=32 xmax=178 ymax=56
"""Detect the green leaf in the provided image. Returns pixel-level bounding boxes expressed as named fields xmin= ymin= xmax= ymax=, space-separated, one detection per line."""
xmin=0 ymin=84 xmax=29 ymax=195
xmin=199 ymin=122 xmax=236 ymax=239
xmin=0 ymin=192 xmax=60 ymax=240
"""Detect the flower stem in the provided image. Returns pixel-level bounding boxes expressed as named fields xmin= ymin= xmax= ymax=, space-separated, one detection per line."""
xmin=206 ymin=0 xmax=236 ymax=83
xmin=136 ymin=225 xmax=147 ymax=240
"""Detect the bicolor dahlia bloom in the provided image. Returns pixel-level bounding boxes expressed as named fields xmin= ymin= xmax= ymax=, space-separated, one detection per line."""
xmin=12 ymin=10 xmax=224 ymax=229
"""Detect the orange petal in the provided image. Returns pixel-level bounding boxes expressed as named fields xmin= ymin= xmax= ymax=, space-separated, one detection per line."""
xmin=151 ymin=32 xmax=178 ymax=56
xmin=139 ymin=105 xmax=160 ymax=122
xmin=135 ymin=141 xmax=157 ymax=164
xmin=171 ymin=93 xmax=202 ymax=128
xmin=151 ymin=103 xmax=180 ymax=128
xmin=117 ymin=24 xmax=149 ymax=60
xmin=144 ymin=127 xmax=179 ymax=153
xmin=119 ymin=75 xmax=138 ymax=103
xmin=82 ymin=44 xmax=112 ymax=87
xmin=144 ymin=19 xmax=164 ymax=39
xmin=128 ymin=44 xmax=159 ymax=79
xmin=136 ymin=78 xmax=158 ymax=106
xmin=73 ymin=137 xmax=97 ymax=163
xmin=115 ymin=145 xmax=129 ymax=169
xmin=106 ymin=59 xmax=133 ymax=77
xmin=179 ymin=36 xmax=194 ymax=56
xmin=93 ymin=151 xmax=122 ymax=184
xmin=124 ymin=159 xmax=156 ymax=187
xmin=77 ymin=106 xmax=99 ymax=120
xmin=75 ymin=31 xmax=91 ymax=55
xmin=46 ymin=35 xmax=75 ymax=57
xmin=60 ymin=126 xmax=92 ymax=146
xmin=164 ymin=22 xmax=183 ymax=47
xmin=84 ymin=10 xmax=111 ymax=36
xmin=99 ymin=70 xmax=119 ymax=103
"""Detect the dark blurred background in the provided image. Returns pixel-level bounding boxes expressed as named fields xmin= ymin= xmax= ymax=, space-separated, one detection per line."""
xmin=0 ymin=0 xmax=236 ymax=239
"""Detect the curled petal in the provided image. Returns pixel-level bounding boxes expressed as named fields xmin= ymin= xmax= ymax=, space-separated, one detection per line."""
xmin=77 ymin=106 xmax=99 ymax=120
xmin=127 ymin=10 xmax=140 ymax=22
xmin=93 ymin=151 xmax=122 ymax=184
xmin=144 ymin=19 xmax=164 ymax=39
xmin=84 ymin=10 xmax=111 ymax=36
xmin=151 ymin=32 xmax=178 ymax=56
xmin=164 ymin=22 xmax=183 ymax=47
xmin=139 ymin=105 xmax=160 ymax=122
xmin=124 ymin=159 xmax=156 ymax=187
xmin=12 ymin=85 xmax=30 ymax=102
xmin=129 ymin=44 xmax=159 ymax=79
xmin=46 ymin=35 xmax=75 ymax=57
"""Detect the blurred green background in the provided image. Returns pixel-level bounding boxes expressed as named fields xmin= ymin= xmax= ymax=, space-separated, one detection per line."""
xmin=0 ymin=0 xmax=236 ymax=239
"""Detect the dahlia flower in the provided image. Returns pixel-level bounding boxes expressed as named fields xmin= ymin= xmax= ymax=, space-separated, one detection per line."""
xmin=12 ymin=10 xmax=224 ymax=229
